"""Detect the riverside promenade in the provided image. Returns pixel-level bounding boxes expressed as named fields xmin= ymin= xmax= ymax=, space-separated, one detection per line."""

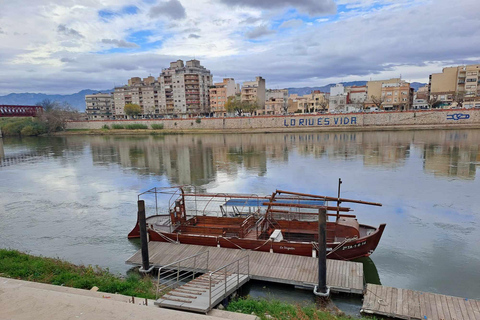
xmin=0 ymin=277 xmax=257 ymax=320
xmin=66 ymin=109 xmax=480 ymax=132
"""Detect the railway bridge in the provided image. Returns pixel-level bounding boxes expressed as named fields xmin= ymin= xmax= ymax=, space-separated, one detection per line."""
xmin=0 ymin=105 xmax=43 ymax=117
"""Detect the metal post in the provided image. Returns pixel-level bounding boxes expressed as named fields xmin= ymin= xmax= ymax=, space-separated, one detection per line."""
xmin=193 ymin=256 xmax=196 ymax=280
xmin=138 ymin=200 xmax=151 ymax=273
xmin=336 ymin=178 xmax=342 ymax=221
xmin=209 ymin=274 xmax=212 ymax=308
xmin=155 ymin=187 xmax=158 ymax=215
xmin=314 ymin=207 xmax=329 ymax=297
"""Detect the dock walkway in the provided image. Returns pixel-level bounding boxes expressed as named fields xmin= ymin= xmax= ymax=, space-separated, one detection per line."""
xmin=361 ymin=284 xmax=480 ymax=320
xmin=155 ymin=273 xmax=249 ymax=313
xmin=126 ymin=242 xmax=364 ymax=294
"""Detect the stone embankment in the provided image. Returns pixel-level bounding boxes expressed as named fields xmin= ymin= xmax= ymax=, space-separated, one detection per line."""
xmin=66 ymin=109 xmax=480 ymax=133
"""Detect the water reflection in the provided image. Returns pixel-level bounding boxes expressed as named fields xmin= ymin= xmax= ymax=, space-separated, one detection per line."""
xmin=1 ymin=129 xmax=480 ymax=301
xmin=84 ymin=130 xmax=480 ymax=183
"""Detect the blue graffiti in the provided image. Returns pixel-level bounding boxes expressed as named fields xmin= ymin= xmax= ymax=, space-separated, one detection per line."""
xmin=284 ymin=117 xmax=356 ymax=127
xmin=447 ymin=113 xmax=470 ymax=121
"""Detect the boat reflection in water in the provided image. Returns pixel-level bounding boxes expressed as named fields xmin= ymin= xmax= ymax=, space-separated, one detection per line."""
xmin=355 ymin=257 xmax=381 ymax=285
xmin=128 ymin=186 xmax=386 ymax=261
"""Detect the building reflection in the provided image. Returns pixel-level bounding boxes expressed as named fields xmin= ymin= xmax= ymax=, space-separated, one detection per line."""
xmin=86 ymin=129 xmax=480 ymax=183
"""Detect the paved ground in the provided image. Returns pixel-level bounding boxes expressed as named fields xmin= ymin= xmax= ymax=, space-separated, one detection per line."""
xmin=0 ymin=277 xmax=257 ymax=320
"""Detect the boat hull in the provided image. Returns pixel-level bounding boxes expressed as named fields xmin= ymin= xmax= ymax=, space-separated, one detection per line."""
xmin=141 ymin=223 xmax=386 ymax=260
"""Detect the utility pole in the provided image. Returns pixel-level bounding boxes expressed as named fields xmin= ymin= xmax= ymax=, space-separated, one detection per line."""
xmin=314 ymin=207 xmax=330 ymax=297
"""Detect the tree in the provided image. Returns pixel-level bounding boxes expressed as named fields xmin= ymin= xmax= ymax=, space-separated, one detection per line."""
xmin=427 ymin=94 xmax=441 ymax=109
xmin=225 ymin=97 xmax=258 ymax=116
xmin=36 ymin=99 xmax=81 ymax=133
xmin=370 ymin=95 xmax=384 ymax=109
xmin=124 ymin=103 xmax=142 ymax=118
xmin=453 ymin=91 xmax=465 ymax=108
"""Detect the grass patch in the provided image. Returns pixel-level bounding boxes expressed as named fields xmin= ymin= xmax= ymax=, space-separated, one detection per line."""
xmin=111 ymin=124 xmax=125 ymax=129
xmin=0 ymin=249 xmax=156 ymax=299
xmin=150 ymin=123 xmax=164 ymax=130
xmin=0 ymin=118 xmax=47 ymax=136
xmin=227 ymin=297 xmax=365 ymax=320
xmin=125 ymin=124 xmax=148 ymax=130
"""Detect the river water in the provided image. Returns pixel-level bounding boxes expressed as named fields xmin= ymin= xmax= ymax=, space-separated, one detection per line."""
xmin=1 ymin=130 xmax=479 ymax=304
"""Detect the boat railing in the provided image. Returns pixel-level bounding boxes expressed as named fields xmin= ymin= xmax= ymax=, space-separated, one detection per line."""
xmin=239 ymin=214 xmax=256 ymax=238
xmin=155 ymin=251 xmax=209 ymax=299
xmin=208 ymin=255 xmax=249 ymax=312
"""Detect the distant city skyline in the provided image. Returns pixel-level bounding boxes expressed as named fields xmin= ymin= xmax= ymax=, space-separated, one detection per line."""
xmin=0 ymin=0 xmax=479 ymax=95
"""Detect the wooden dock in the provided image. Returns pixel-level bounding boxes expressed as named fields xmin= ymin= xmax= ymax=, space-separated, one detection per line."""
xmin=362 ymin=284 xmax=480 ymax=320
xmin=126 ymin=242 xmax=364 ymax=294
xmin=155 ymin=273 xmax=249 ymax=313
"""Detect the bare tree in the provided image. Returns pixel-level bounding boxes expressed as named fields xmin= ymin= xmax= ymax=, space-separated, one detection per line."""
xmin=36 ymin=99 xmax=80 ymax=133
xmin=370 ymin=95 xmax=384 ymax=109
xmin=453 ymin=91 xmax=465 ymax=108
xmin=426 ymin=94 xmax=441 ymax=109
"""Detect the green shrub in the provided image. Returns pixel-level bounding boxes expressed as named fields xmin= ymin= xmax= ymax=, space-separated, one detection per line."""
xmin=1 ymin=118 xmax=47 ymax=136
xmin=111 ymin=124 xmax=125 ymax=129
xmin=195 ymin=118 xmax=201 ymax=124
xmin=102 ymin=124 xmax=110 ymax=130
xmin=150 ymin=124 xmax=164 ymax=130
xmin=125 ymin=124 xmax=148 ymax=130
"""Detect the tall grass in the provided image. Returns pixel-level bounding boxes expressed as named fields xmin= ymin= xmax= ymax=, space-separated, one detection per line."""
xmin=150 ymin=124 xmax=164 ymax=130
xmin=125 ymin=124 xmax=148 ymax=130
xmin=227 ymin=297 xmax=364 ymax=320
xmin=0 ymin=249 xmax=156 ymax=299
xmin=0 ymin=118 xmax=47 ymax=136
xmin=111 ymin=124 xmax=125 ymax=129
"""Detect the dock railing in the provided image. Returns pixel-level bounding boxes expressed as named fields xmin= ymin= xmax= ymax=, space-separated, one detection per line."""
xmin=156 ymin=251 xmax=209 ymax=299
xmin=208 ymin=255 xmax=249 ymax=311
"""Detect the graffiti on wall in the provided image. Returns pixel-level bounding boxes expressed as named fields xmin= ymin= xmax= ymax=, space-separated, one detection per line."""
xmin=283 ymin=116 xmax=357 ymax=127
xmin=447 ymin=113 xmax=470 ymax=121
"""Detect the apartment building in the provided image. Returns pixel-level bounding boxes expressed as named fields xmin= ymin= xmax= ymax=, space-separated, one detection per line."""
xmin=241 ymin=76 xmax=266 ymax=109
xmin=381 ymin=81 xmax=414 ymax=110
xmin=159 ymin=59 xmax=213 ymax=116
xmin=112 ymin=59 xmax=213 ymax=119
xmin=113 ymin=76 xmax=162 ymax=119
xmin=265 ymin=89 xmax=288 ymax=115
xmin=85 ymin=93 xmax=114 ymax=120
xmin=329 ymin=84 xmax=347 ymax=112
xmin=429 ymin=64 xmax=480 ymax=108
xmin=287 ymin=91 xmax=329 ymax=113
xmin=209 ymin=78 xmax=236 ymax=117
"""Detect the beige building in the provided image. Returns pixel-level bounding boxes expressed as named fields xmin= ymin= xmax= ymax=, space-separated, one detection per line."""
xmin=288 ymin=91 xmax=328 ymax=114
xmin=381 ymin=81 xmax=414 ymax=110
xmin=85 ymin=93 xmax=114 ymax=120
xmin=265 ymin=89 xmax=288 ymax=115
xmin=429 ymin=64 xmax=480 ymax=107
xmin=113 ymin=76 xmax=161 ymax=119
xmin=366 ymin=78 xmax=401 ymax=108
xmin=241 ymin=76 xmax=266 ymax=110
xmin=209 ymin=78 xmax=236 ymax=117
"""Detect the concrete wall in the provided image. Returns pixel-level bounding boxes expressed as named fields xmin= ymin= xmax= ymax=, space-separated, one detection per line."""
xmin=66 ymin=109 xmax=480 ymax=131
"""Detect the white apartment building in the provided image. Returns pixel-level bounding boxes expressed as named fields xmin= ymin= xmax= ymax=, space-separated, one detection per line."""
xmin=85 ymin=93 xmax=114 ymax=120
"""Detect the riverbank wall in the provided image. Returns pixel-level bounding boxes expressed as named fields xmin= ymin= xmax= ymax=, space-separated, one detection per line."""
xmin=66 ymin=109 xmax=480 ymax=132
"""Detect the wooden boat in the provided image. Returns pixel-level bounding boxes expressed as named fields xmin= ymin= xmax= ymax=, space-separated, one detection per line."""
xmin=128 ymin=185 xmax=386 ymax=260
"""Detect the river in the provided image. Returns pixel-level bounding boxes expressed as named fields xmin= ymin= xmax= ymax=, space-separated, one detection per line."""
xmin=0 ymin=130 xmax=479 ymax=305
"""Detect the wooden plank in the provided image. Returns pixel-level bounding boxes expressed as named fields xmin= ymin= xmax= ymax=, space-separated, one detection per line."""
xmin=426 ymin=292 xmax=438 ymax=320
xmin=445 ymin=295 xmax=457 ymax=320
xmin=396 ymin=287 xmax=403 ymax=316
xmin=457 ymin=296 xmax=471 ymax=320
xmin=389 ymin=287 xmax=397 ymax=316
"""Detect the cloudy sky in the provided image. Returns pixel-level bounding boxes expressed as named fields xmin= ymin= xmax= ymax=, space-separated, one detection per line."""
xmin=0 ymin=0 xmax=479 ymax=94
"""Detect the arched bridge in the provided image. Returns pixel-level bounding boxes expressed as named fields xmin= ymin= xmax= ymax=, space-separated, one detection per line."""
xmin=0 ymin=105 xmax=43 ymax=117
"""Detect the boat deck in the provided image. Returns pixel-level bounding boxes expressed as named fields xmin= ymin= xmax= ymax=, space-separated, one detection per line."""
xmin=126 ymin=241 xmax=364 ymax=294
xmin=361 ymin=284 xmax=480 ymax=320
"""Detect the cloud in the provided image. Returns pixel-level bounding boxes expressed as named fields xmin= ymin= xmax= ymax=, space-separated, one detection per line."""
xmin=245 ymin=25 xmax=276 ymax=39
xmin=57 ymin=24 xmax=84 ymax=39
xmin=60 ymin=57 xmax=76 ymax=63
xmin=101 ymin=39 xmax=139 ymax=48
xmin=240 ymin=16 xmax=262 ymax=25
xmin=219 ymin=0 xmax=337 ymax=16
xmin=0 ymin=27 xmax=4 ymax=34
xmin=188 ymin=34 xmax=201 ymax=39
xmin=279 ymin=19 xmax=303 ymax=28
xmin=149 ymin=0 xmax=186 ymax=20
